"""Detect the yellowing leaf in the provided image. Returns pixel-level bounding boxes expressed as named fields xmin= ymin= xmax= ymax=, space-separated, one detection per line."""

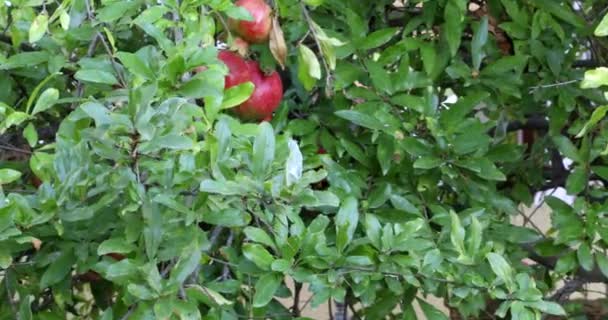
xmin=297 ymin=45 xmax=321 ymax=91
xmin=29 ymin=13 xmax=48 ymax=43
xmin=269 ymin=17 xmax=287 ymax=69
xmin=595 ymin=13 xmax=608 ymax=36
xmin=581 ymin=67 xmax=608 ymax=89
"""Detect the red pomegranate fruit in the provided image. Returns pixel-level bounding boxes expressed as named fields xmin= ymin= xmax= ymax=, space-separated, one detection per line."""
xmin=235 ymin=60 xmax=283 ymax=121
xmin=229 ymin=0 xmax=272 ymax=44
xmin=218 ymin=50 xmax=251 ymax=88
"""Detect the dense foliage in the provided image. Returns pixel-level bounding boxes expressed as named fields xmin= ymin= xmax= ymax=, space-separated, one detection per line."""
xmin=1 ymin=0 xmax=608 ymax=319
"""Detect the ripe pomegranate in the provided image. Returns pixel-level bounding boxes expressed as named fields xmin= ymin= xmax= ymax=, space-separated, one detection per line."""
xmin=235 ymin=60 xmax=283 ymax=121
xmin=218 ymin=50 xmax=251 ymax=88
xmin=229 ymin=0 xmax=272 ymax=43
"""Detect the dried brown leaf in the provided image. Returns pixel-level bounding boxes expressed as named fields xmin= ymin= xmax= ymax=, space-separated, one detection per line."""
xmin=269 ymin=17 xmax=287 ymax=69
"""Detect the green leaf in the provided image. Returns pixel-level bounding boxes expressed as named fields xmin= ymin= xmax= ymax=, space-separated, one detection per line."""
xmin=577 ymin=242 xmax=594 ymax=271
xmin=201 ymin=208 xmax=251 ymax=227
xmin=528 ymin=301 xmax=566 ymax=316
xmin=467 ymin=216 xmax=482 ymax=258
xmin=200 ymin=180 xmax=248 ymax=196
xmin=596 ymin=13 xmax=608 ymax=36
xmin=360 ymin=28 xmax=398 ymax=50
xmin=297 ymin=45 xmax=321 ymax=91
xmin=366 ymin=60 xmax=392 ymax=94
xmin=29 ymin=13 xmax=48 ymax=43
xmin=81 ymin=102 xmax=112 ymax=126
xmin=221 ymin=82 xmax=254 ymax=109
xmin=418 ymin=298 xmax=449 ymax=320
xmin=444 ymin=1 xmax=465 ymax=56
xmin=1 ymin=52 xmax=48 ymax=70
xmin=471 ymin=16 xmax=489 ymax=70
xmin=171 ymin=240 xmax=202 ymax=284
xmin=116 ymin=52 xmax=155 ymax=79
xmin=155 ymin=134 xmax=194 ymax=150
xmin=565 ymin=166 xmax=587 ymax=195
xmin=0 ymin=169 xmax=22 ymax=184
xmin=23 ymin=123 xmax=38 ymax=148
xmin=75 ymin=70 xmax=119 ymax=85
xmin=40 ymin=249 xmax=76 ymax=289
xmin=486 ymin=252 xmax=514 ymax=291
xmin=252 ymin=122 xmax=275 ymax=179
xmin=59 ymin=8 xmax=70 ymax=30
xmin=97 ymin=238 xmax=136 ymax=255
xmin=127 ymin=284 xmax=156 ymax=300
xmin=142 ymin=200 xmax=162 ymax=260
xmin=576 ymin=105 xmax=608 ymax=137
xmin=225 ymin=5 xmax=254 ymax=21
xmin=413 ymin=156 xmax=443 ymax=169
xmin=552 ymin=135 xmax=581 ymax=162
xmin=18 ymin=295 xmax=33 ymax=320
xmin=3 ymin=112 xmax=30 ymax=132
xmin=252 ymin=273 xmax=282 ymax=307
xmin=285 ymin=139 xmax=303 ymax=186
xmin=31 ymin=88 xmax=59 ymax=115
xmin=450 ymin=211 xmax=466 ymax=255
xmin=581 ymin=67 xmax=608 ymax=89
xmin=334 ymin=110 xmax=385 ymax=131
xmin=335 ymin=197 xmax=358 ymax=252
xmin=477 ymin=158 xmax=507 ymax=181
xmin=242 ymin=243 xmax=274 ymax=270
xmin=244 ymin=227 xmax=276 ymax=249
xmin=97 ymin=1 xmax=139 ymax=23
xmin=596 ymin=254 xmax=608 ymax=278
xmin=271 ymin=259 xmax=291 ymax=272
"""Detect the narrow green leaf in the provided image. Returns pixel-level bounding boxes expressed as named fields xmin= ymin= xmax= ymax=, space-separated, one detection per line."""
xmin=23 ymin=123 xmax=38 ymax=148
xmin=75 ymin=70 xmax=119 ymax=85
xmin=552 ymin=135 xmax=581 ymax=162
xmin=360 ymin=28 xmax=398 ymax=50
xmin=40 ymin=249 xmax=76 ymax=289
xmin=596 ymin=13 xmax=608 ymax=36
xmin=450 ymin=211 xmax=466 ymax=257
xmin=116 ymin=52 xmax=155 ymax=79
xmin=335 ymin=197 xmax=358 ymax=252
xmin=0 ymin=169 xmax=22 ymax=184
xmin=528 ymin=300 xmax=566 ymax=316
xmin=285 ymin=139 xmax=303 ymax=186
xmin=221 ymin=82 xmax=254 ymax=109
xmin=201 ymin=208 xmax=251 ymax=227
xmin=31 ymin=88 xmax=59 ymax=115
xmin=252 ymin=273 xmax=282 ymax=307
xmin=413 ymin=156 xmax=443 ymax=169
xmin=97 ymin=238 xmax=136 ymax=255
xmin=297 ymin=45 xmax=321 ymax=91
xmin=171 ymin=240 xmax=202 ymax=284
xmin=29 ymin=13 xmax=48 ymax=43
xmin=334 ymin=110 xmax=385 ymax=131
xmin=252 ymin=122 xmax=275 ymax=178
xmin=418 ymin=298 xmax=449 ymax=320
xmin=244 ymin=227 xmax=276 ymax=249
xmin=576 ymin=105 xmax=608 ymax=137
xmin=577 ymin=242 xmax=594 ymax=271
xmin=596 ymin=254 xmax=608 ymax=278
xmin=242 ymin=243 xmax=274 ymax=270
xmin=581 ymin=67 xmax=608 ymax=89
xmin=486 ymin=252 xmax=514 ymax=291
xmin=471 ymin=16 xmax=489 ymax=70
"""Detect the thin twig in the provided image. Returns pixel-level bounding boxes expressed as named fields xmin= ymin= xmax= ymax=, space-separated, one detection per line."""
xmin=96 ymin=31 xmax=127 ymax=88
xmin=0 ymin=144 xmax=32 ymax=154
xmin=528 ymin=79 xmax=581 ymax=93
xmin=328 ymin=299 xmax=334 ymax=320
